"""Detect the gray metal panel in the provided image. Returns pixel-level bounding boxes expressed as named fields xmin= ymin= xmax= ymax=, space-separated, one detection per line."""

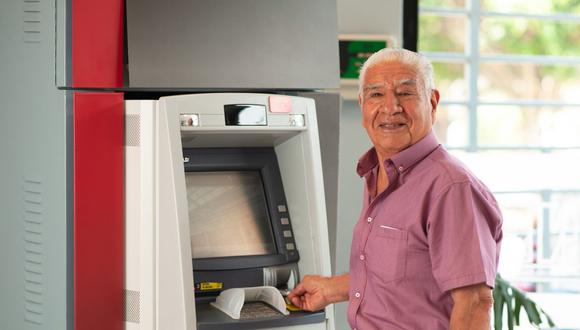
xmin=0 ymin=0 xmax=70 ymax=328
xmin=126 ymin=0 xmax=340 ymax=89
xmin=297 ymin=92 xmax=340 ymax=274
xmin=335 ymin=100 xmax=372 ymax=330
xmin=337 ymin=0 xmax=403 ymax=39
xmin=55 ymin=0 xmax=71 ymax=87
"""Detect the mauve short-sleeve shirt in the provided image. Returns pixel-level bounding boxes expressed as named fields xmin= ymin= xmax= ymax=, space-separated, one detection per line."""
xmin=347 ymin=131 xmax=503 ymax=330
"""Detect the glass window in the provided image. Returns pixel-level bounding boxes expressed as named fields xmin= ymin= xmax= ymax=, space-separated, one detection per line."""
xmin=495 ymin=192 xmax=541 ymax=279
xmin=421 ymin=0 xmax=465 ymax=8
xmin=451 ymin=150 xmax=580 ymax=192
xmin=480 ymin=18 xmax=580 ymax=56
xmin=548 ymin=193 xmax=580 ymax=292
xmin=479 ymin=62 xmax=580 ymax=101
xmin=481 ymin=0 xmax=580 ymax=16
xmin=420 ymin=0 xmax=580 ymax=323
xmin=477 ymin=105 xmax=580 ymax=147
xmin=494 ymin=192 xmax=580 ymax=292
xmin=419 ymin=14 xmax=466 ymax=52
xmin=433 ymin=61 xmax=467 ymax=101
xmin=433 ymin=105 xmax=469 ymax=147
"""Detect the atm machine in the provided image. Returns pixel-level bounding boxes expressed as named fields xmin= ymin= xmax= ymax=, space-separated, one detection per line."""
xmin=0 ymin=0 xmax=340 ymax=329
xmin=125 ymin=93 xmax=334 ymax=329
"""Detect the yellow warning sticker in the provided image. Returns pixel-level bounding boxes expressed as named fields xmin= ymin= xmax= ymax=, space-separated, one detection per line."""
xmin=199 ymin=282 xmax=223 ymax=291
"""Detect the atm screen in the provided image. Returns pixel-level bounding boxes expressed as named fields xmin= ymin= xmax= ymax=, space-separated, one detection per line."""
xmin=186 ymin=171 xmax=277 ymax=259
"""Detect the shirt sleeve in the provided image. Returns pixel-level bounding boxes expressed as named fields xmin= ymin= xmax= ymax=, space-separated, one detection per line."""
xmin=427 ymin=180 xmax=502 ymax=293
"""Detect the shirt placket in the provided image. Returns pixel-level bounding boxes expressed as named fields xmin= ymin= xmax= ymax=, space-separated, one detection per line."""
xmin=352 ymin=161 xmax=400 ymax=329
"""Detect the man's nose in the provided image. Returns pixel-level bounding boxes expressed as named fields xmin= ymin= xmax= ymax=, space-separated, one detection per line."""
xmin=378 ymin=93 xmax=401 ymax=114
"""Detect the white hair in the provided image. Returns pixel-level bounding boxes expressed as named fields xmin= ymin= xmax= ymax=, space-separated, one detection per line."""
xmin=358 ymin=48 xmax=435 ymax=99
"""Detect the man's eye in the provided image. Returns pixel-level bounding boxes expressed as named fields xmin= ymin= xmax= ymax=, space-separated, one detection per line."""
xmin=397 ymin=91 xmax=414 ymax=97
xmin=369 ymin=92 xmax=383 ymax=98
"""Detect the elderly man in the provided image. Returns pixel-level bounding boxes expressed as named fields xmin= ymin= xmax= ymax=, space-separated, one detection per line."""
xmin=288 ymin=48 xmax=503 ymax=329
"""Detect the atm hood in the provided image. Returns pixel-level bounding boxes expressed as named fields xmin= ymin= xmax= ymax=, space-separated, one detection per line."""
xmin=126 ymin=0 xmax=340 ymax=90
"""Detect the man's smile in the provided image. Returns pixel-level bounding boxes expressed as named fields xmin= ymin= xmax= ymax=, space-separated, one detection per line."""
xmin=377 ymin=122 xmax=408 ymax=131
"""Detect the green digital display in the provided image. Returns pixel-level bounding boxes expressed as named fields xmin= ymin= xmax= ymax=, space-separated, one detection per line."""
xmin=339 ymin=40 xmax=388 ymax=80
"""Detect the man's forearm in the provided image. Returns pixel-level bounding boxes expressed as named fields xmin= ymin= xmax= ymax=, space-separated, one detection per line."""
xmin=450 ymin=284 xmax=494 ymax=330
xmin=449 ymin=299 xmax=491 ymax=329
xmin=325 ymin=273 xmax=350 ymax=303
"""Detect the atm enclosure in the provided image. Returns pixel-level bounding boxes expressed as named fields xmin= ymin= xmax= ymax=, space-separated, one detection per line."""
xmin=125 ymin=93 xmax=335 ymax=330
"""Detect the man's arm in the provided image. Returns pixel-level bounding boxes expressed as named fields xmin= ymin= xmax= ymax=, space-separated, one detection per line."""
xmin=287 ymin=274 xmax=350 ymax=311
xmin=450 ymin=283 xmax=494 ymax=330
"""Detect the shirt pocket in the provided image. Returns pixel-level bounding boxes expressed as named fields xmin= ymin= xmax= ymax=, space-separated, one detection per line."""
xmin=365 ymin=225 xmax=408 ymax=284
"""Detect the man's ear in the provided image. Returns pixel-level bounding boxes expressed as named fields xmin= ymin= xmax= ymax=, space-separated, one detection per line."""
xmin=430 ymin=89 xmax=440 ymax=122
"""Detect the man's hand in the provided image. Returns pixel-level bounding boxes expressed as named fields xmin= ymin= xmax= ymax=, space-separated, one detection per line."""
xmin=287 ymin=274 xmax=350 ymax=311
xmin=450 ymin=283 xmax=494 ymax=330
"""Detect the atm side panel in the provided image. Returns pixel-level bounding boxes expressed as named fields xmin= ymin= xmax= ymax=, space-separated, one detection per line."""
xmin=71 ymin=0 xmax=125 ymax=329
xmin=124 ymin=100 xmax=157 ymax=330
xmin=73 ymin=93 xmax=125 ymax=330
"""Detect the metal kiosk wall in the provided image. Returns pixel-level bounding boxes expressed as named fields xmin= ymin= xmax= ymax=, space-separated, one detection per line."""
xmin=0 ymin=0 xmax=339 ymax=329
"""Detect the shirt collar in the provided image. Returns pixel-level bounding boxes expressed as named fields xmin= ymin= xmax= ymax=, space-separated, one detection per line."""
xmin=356 ymin=130 xmax=440 ymax=177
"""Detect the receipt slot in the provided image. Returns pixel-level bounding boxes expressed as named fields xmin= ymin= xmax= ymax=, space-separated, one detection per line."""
xmin=124 ymin=93 xmax=335 ymax=330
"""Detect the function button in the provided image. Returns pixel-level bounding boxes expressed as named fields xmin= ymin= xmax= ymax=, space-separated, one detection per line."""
xmin=285 ymin=243 xmax=295 ymax=250
xmin=277 ymin=205 xmax=287 ymax=213
xmin=283 ymin=230 xmax=293 ymax=238
xmin=281 ymin=217 xmax=290 ymax=225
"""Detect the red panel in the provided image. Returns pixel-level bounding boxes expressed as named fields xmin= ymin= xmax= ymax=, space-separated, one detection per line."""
xmin=74 ymin=92 xmax=124 ymax=330
xmin=72 ymin=0 xmax=124 ymax=88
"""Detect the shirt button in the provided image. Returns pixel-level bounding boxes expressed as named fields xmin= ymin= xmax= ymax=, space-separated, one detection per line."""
xmin=366 ymin=217 xmax=373 ymax=223
xmin=355 ymin=292 xmax=361 ymax=298
xmin=398 ymin=166 xmax=404 ymax=172
xmin=359 ymin=254 xmax=365 ymax=261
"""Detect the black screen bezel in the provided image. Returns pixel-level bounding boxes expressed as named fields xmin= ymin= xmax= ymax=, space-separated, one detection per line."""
xmin=183 ymin=147 xmax=299 ymax=271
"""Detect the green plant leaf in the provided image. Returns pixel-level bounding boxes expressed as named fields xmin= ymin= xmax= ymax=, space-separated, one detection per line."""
xmin=501 ymin=283 xmax=515 ymax=330
xmin=493 ymin=274 xmax=556 ymax=329
xmin=513 ymin=291 xmax=522 ymax=326
xmin=522 ymin=297 xmax=542 ymax=324
xmin=493 ymin=283 xmax=504 ymax=330
xmin=545 ymin=311 xmax=556 ymax=327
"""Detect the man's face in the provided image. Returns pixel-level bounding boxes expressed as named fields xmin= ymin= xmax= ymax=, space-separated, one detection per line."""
xmin=359 ymin=61 xmax=439 ymax=159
